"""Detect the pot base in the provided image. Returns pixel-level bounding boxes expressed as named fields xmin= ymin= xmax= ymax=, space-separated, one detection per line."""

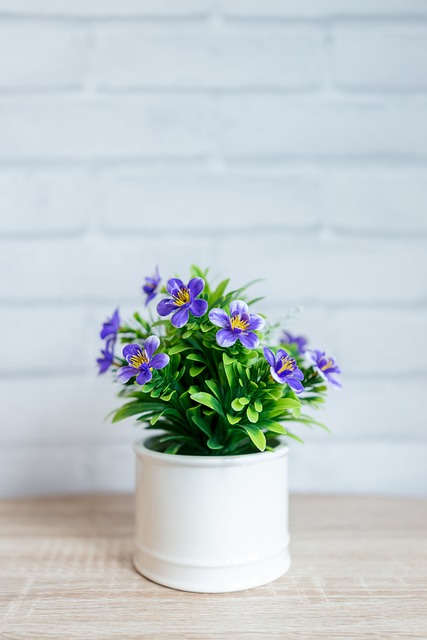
xmin=133 ymin=545 xmax=291 ymax=593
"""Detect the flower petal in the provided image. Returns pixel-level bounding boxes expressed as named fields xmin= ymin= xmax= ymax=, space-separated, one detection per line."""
xmin=190 ymin=298 xmax=208 ymax=317
xmin=123 ymin=344 xmax=143 ymax=362
xmin=150 ymin=353 xmax=170 ymax=370
xmin=270 ymin=367 xmax=284 ymax=384
xmin=187 ymin=277 xmax=205 ymax=299
xmin=97 ymin=356 xmax=111 ymax=374
xmin=144 ymin=291 xmax=156 ymax=306
xmin=293 ymin=367 xmax=304 ymax=381
xmin=263 ymin=347 xmax=275 ymax=367
xmin=116 ymin=366 xmax=137 ymax=384
xmin=166 ymin=278 xmax=185 ymax=296
xmin=276 ymin=348 xmax=289 ymax=361
xmin=136 ymin=368 xmax=152 ymax=386
xmin=248 ymin=313 xmax=265 ymax=331
xmin=144 ymin=335 xmax=160 ymax=359
xmin=239 ymin=331 xmax=259 ymax=349
xmin=216 ymin=329 xmax=238 ymax=347
xmin=229 ymin=299 xmax=249 ymax=317
xmin=209 ymin=308 xmax=230 ymax=329
xmin=157 ymin=298 xmax=176 ymax=316
xmin=171 ymin=306 xmax=190 ymax=328
xmin=287 ymin=377 xmax=304 ymax=393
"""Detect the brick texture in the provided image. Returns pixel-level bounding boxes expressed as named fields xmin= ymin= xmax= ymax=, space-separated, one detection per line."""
xmin=0 ymin=0 xmax=425 ymax=497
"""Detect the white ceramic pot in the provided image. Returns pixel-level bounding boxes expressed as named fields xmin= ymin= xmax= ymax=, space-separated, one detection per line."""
xmin=133 ymin=436 xmax=291 ymax=593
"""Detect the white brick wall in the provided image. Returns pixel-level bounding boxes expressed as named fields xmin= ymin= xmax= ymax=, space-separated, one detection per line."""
xmin=0 ymin=0 xmax=426 ymax=497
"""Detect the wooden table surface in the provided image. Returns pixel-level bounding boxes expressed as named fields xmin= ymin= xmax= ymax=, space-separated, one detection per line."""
xmin=0 ymin=494 xmax=426 ymax=639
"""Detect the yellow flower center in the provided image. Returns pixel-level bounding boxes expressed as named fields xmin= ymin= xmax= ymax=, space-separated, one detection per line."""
xmin=129 ymin=350 xmax=149 ymax=368
xmin=230 ymin=314 xmax=250 ymax=332
xmin=277 ymin=356 xmax=295 ymax=374
xmin=321 ymin=359 xmax=334 ymax=372
xmin=173 ymin=287 xmax=191 ymax=307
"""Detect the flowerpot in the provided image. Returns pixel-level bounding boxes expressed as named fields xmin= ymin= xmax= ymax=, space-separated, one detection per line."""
xmin=133 ymin=436 xmax=291 ymax=593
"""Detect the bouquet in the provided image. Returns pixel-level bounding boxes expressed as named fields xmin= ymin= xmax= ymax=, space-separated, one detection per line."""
xmin=97 ymin=266 xmax=341 ymax=455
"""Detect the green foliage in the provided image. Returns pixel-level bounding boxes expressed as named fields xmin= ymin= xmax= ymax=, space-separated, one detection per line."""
xmin=109 ymin=266 xmax=332 ymax=455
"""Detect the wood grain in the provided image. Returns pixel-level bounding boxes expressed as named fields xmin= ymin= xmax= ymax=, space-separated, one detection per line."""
xmin=0 ymin=494 xmax=426 ymax=639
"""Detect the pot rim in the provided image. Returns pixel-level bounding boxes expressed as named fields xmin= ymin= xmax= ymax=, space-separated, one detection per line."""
xmin=134 ymin=433 xmax=289 ymax=468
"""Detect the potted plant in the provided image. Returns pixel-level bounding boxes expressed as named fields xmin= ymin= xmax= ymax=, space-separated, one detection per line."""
xmin=97 ymin=266 xmax=341 ymax=593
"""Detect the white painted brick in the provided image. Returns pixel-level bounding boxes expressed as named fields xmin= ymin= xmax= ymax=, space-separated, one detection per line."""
xmin=0 ymin=97 xmax=215 ymax=159
xmin=332 ymin=28 xmax=427 ymax=91
xmin=0 ymin=306 xmax=92 ymax=374
xmin=0 ymin=24 xmax=88 ymax=91
xmin=100 ymin=169 xmax=321 ymax=232
xmin=0 ymin=376 xmax=137 ymax=445
xmin=222 ymin=0 xmax=427 ymax=19
xmin=89 ymin=443 xmax=135 ymax=493
xmin=217 ymin=235 xmax=427 ymax=305
xmin=289 ymin=440 xmax=427 ymax=496
xmin=218 ymin=97 xmax=427 ymax=158
xmin=0 ymin=445 xmax=92 ymax=497
xmin=0 ymin=0 xmax=212 ymax=18
xmin=0 ymin=169 xmax=89 ymax=235
xmin=330 ymin=308 xmax=427 ymax=375
xmin=93 ymin=30 xmax=323 ymax=90
xmin=0 ymin=235 xmax=216 ymax=302
xmin=323 ymin=167 xmax=427 ymax=234
xmin=313 ymin=378 xmax=426 ymax=441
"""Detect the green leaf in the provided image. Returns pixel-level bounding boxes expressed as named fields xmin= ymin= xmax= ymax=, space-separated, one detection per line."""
xmin=278 ymin=398 xmax=301 ymax=410
xmin=186 ymin=353 xmax=205 ymax=363
xmin=210 ymin=278 xmax=230 ymax=304
xmin=190 ymin=392 xmax=225 ymax=417
xmin=246 ymin=405 xmax=259 ymax=424
xmin=205 ymin=379 xmax=221 ymax=399
xmin=294 ymin=416 xmax=331 ymax=433
xmin=207 ymin=438 xmax=224 ymax=450
xmin=150 ymin=412 xmax=165 ymax=426
xmin=200 ymin=323 xmax=212 ymax=333
xmin=284 ymin=431 xmax=304 ymax=443
xmin=257 ymin=420 xmax=286 ymax=434
xmin=231 ymin=398 xmax=244 ymax=412
xmin=247 ymin=296 xmax=265 ymax=306
xmin=164 ymin=444 xmax=182 ymax=455
xmin=112 ymin=402 xmax=145 ymax=423
xmin=168 ymin=344 xmax=191 ymax=355
xmin=254 ymin=399 xmax=263 ymax=412
xmin=239 ymin=396 xmax=250 ymax=406
xmin=160 ymin=391 xmax=174 ymax=402
xmin=241 ymin=425 xmax=266 ymax=451
xmin=187 ymin=408 xmax=211 ymax=437
xmin=188 ymin=385 xmax=200 ymax=395
xmin=227 ymin=413 xmax=241 ymax=425
xmin=223 ymin=361 xmax=236 ymax=390
xmin=182 ymin=330 xmax=193 ymax=339
xmin=189 ymin=364 xmax=206 ymax=377
xmin=222 ymin=353 xmax=236 ymax=366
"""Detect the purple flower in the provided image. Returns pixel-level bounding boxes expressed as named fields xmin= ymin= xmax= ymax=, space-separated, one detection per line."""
xmin=100 ymin=308 xmax=120 ymax=341
xmin=264 ymin=347 xmax=304 ymax=393
xmin=97 ymin=338 xmax=115 ymax=374
xmin=309 ymin=350 xmax=342 ymax=388
xmin=157 ymin=277 xmax=208 ymax=328
xmin=209 ymin=300 xmax=264 ymax=349
xmin=281 ymin=330 xmax=308 ymax=355
xmin=142 ymin=266 xmax=161 ymax=305
xmin=116 ymin=336 xmax=169 ymax=386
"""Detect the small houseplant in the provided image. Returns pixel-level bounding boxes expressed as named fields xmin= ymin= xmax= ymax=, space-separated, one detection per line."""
xmin=98 ymin=266 xmax=341 ymax=592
